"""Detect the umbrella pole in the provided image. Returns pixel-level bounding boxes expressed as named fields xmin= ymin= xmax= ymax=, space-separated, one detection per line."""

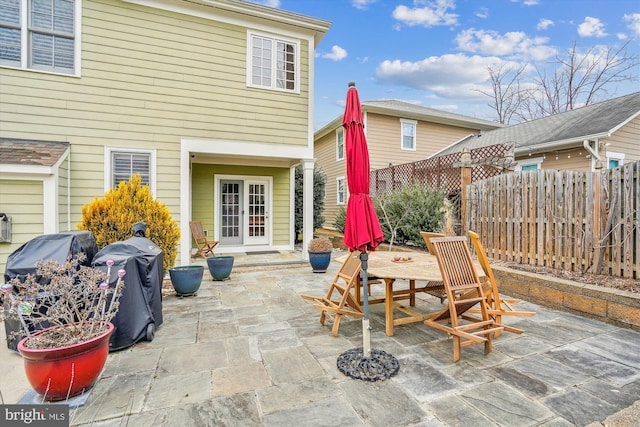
xmin=360 ymin=251 xmax=371 ymax=358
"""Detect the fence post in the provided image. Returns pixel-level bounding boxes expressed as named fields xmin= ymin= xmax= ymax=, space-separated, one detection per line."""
xmin=460 ymin=148 xmax=472 ymax=235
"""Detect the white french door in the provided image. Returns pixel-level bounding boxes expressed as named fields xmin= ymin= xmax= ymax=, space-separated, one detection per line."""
xmin=216 ymin=176 xmax=270 ymax=246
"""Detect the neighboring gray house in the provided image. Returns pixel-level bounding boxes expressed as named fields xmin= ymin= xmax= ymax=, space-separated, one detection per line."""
xmin=434 ymin=92 xmax=640 ymax=171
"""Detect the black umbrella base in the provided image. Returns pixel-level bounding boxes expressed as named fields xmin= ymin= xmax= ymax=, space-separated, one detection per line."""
xmin=337 ymin=347 xmax=399 ymax=381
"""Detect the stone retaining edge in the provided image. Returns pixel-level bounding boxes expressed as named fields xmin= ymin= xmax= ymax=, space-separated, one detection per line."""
xmin=493 ymin=265 xmax=640 ymax=332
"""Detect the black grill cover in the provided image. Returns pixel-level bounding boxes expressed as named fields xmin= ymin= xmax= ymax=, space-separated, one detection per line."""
xmin=4 ymin=230 xmax=97 ymax=283
xmin=92 ymin=234 xmax=164 ymax=351
xmin=3 ymin=231 xmax=98 ymax=350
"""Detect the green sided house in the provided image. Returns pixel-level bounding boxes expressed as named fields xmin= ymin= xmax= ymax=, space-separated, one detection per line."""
xmin=0 ymin=0 xmax=331 ymax=273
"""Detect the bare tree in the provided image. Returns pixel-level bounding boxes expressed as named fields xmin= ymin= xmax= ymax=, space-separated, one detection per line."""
xmin=481 ymin=40 xmax=640 ymax=123
xmin=475 ymin=63 xmax=529 ymax=124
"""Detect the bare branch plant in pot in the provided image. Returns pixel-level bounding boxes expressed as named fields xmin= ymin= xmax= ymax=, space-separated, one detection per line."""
xmin=1 ymin=254 xmax=126 ymax=401
xmin=308 ymin=237 xmax=334 ymax=273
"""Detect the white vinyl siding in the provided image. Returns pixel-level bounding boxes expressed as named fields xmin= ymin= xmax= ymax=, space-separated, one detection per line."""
xmin=0 ymin=0 xmax=80 ymax=74
xmin=248 ymin=31 xmax=299 ymax=93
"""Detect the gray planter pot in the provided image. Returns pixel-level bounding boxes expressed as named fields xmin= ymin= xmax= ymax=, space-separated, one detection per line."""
xmin=169 ymin=265 xmax=204 ymax=296
xmin=206 ymin=256 xmax=234 ymax=280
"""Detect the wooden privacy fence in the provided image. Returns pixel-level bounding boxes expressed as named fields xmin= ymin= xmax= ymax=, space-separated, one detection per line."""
xmin=466 ymin=161 xmax=640 ymax=279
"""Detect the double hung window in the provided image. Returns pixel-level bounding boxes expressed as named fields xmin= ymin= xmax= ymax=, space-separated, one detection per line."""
xmin=0 ymin=0 xmax=79 ymax=74
xmin=336 ymin=128 xmax=345 ymax=160
xmin=400 ymin=119 xmax=416 ymax=150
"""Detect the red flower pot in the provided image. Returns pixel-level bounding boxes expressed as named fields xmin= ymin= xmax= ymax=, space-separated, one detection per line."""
xmin=17 ymin=322 xmax=114 ymax=401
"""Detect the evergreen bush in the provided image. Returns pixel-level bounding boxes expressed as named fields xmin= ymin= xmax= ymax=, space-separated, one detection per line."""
xmin=333 ymin=205 xmax=346 ymax=234
xmin=78 ymin=175 xmax=180 ymax=272
xmin=374 ymin=183 xmax=448 ymax=247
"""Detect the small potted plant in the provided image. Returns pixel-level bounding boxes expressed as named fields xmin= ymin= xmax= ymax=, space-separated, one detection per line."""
xmin=308 ymin=237 xmax=333 ymax=273
xmin=0 ymin=254 xmax=126 ymax=401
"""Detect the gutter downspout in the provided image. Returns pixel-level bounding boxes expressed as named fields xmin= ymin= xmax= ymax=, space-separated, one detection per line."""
xmin=583 ymin=140 xmax=602 ymax=170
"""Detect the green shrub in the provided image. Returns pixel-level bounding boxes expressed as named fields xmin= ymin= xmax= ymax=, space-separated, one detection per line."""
xmin=78 ymin=175 xmax=180 ymax=272
xmin=374 ymin=183 xmax=447 ymax=247
xmin=333 ymin=205 xmax=346 ymax=234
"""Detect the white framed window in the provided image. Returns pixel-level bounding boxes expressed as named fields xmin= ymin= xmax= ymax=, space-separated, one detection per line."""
xmin=0 ymin=0 xmax=81 ymax=75
xmin=247 ymin=31 xmax=299 ymax=93
xmin=336 ymin=127 xmax=345 ymax=161
xmin=515 ymin=156 xmax=544 ymax=171
xmin=104 ymin=147 xmax=156 ymax=194
xmin=400 ymin=119 xmax=416 ymax=150
xmin=336 ymin=176 xmax=346 ymax=205
xmin=606 ymin=151 xmax=624 ymax=169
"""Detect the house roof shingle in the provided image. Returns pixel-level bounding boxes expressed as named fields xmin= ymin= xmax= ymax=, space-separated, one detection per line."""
xmin=435 ymin=91 xmax=640 ymax=156
xmin=0 ymin=139 xmax=70 ymax=167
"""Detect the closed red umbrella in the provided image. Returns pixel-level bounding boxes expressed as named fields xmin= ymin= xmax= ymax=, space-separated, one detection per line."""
xmin=342 ymin=82 xmax=384 ymax=362
xmin=343 ymin=82 xmax=384 ymax=253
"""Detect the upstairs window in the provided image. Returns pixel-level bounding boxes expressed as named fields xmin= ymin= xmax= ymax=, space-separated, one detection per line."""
xmin=401 ymin=119 xmax=416 ymax=150
xmin=248 ymin=31 xmax=298 ymax=92
xmin=0 ymin=0 xmax=79 ymax=75
xmin=336 ymin=128 xmax=344 ymax=160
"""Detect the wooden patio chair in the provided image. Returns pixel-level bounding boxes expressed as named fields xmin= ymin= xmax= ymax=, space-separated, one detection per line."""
xmin=420 ymin=231 xmax=445 ymax=255
xmin=301 ymin=251 xmax=364 ymax=336
xmin=424 ymin=236 xmax=504 ymax=362
xmin=468 ymin=231 xmax=535 ymax=336
xmin=189 ymin=221 xmax=219 ymax=258
xmin=418 ymin=231 xmax=447 ymax=302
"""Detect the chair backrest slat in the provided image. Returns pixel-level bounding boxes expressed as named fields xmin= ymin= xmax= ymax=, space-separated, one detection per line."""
xmin=431 ymin=236 xmax=481 ymax=292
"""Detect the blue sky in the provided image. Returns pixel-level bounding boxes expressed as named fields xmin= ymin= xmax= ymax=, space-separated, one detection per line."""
xmin=248 ymin=0 xmax=640 ymax=130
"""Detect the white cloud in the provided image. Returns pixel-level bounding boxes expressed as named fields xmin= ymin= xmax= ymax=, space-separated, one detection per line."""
xmin=392 ymin=0 xmax=458 ymax=28
xmin=375 ymin=53 xmax=522 ymax=99
xmin=250 ymin=0 xmax=281 ymax=7
xmin=351 ymin=0 xmax=377 ymax=10
xmin=476 ymin=7 xmax=489 ymax=19
xmin=537 ymin=19 xmax=554 ymax=30
xmin=578 ymin=17 xmax=607 ymax=38
xmin=624 ymin=13 xmax=640 ymax=36
xmin=320 ymin=45 xmax=348 ymax=61
xmin=510 ymin=0 xmax=539 ymax=5
xmin=455 ymin=28 xmax=555 ymax=60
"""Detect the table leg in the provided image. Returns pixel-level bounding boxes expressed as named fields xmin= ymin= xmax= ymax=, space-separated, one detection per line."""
xmin=410 ymin=280 xmax=416 ymax=306
xmin=385 ymin=278 xmax=395 ymax=336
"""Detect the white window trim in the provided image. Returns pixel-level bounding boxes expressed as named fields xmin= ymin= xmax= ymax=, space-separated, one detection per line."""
xmin=400 ymin=118 xmax=417 ymax=151
xmin=336 ymin=127 xmax=345 ymax=161
xmin=246 ymin=30 xmax=300 ymax=94
xmin=515 ymin=156 xmax=544 ymax=171
xmin=104 ymin=147 xmax=156 ymax=195
xmin=336 ymin=176 xmax=346 ymax=205
xmin=0 ymin=0 xmax=82 ymax=76
xmin=606 ymin=151 xmax=624 ymax=168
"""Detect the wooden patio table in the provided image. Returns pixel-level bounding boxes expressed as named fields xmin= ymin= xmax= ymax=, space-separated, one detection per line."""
xmin=336 ymin=250 xmax=484 ymax=336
